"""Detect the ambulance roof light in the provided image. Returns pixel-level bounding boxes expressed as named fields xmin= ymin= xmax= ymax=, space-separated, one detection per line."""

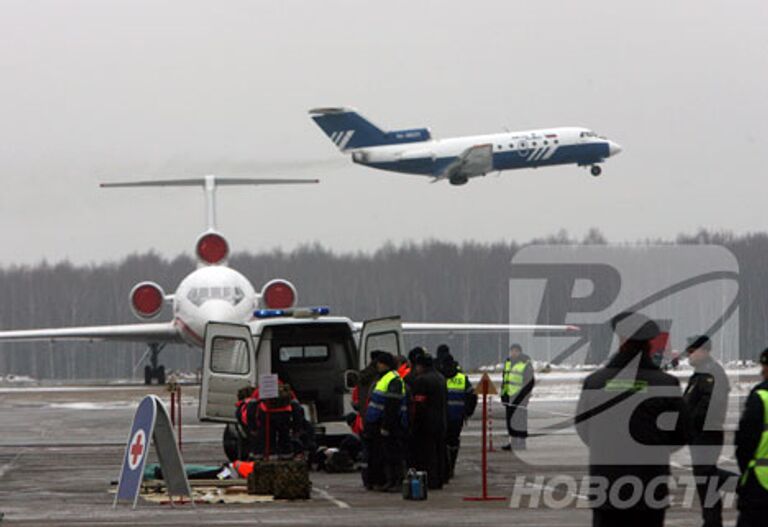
xmin=254 ymin=306 xmax=330 ymax=319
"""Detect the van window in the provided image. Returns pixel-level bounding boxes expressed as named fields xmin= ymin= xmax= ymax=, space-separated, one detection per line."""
xmin=365 ymin=331 xmax=400 ymax=359
xmin=262 ymin=323 xmax=356 ymax=421
xmin=279 ymin=345 xmax=330 ymax=363
xmin=210 ymin=336 xmax=250 ymax=375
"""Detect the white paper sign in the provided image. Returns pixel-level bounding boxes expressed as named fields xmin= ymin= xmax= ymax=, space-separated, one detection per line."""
xmin=258 ymin=373 xmax=279 ymax=400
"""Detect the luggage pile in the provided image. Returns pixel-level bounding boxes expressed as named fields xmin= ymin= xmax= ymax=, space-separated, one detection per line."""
xmin=247 ymin=460 xmax=311 ymax=500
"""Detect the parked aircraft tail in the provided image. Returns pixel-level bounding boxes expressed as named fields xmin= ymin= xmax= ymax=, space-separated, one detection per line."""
xmin=309 ymin=107 xmax=431 ymax=150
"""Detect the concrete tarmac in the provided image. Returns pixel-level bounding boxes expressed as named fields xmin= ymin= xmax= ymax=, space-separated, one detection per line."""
xmin=0 ymin=383 xmax=743 ymax=526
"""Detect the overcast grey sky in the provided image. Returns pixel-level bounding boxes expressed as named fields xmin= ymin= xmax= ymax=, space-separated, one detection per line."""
xmin=1 ymin=0 xmax=767 ymax=265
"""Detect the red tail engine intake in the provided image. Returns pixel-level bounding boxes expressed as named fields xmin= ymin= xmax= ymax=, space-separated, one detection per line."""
xmin=130 ymin=281 xmax=166 ymax=320
xmin=196 ymin=231 xmax=229 ymax=265
xmin=261 ymin=279 xmax=298 ymax=309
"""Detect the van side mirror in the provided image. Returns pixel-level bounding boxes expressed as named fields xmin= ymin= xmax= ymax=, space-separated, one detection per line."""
xmin=344 ymin=370 xmax=360 ymax=391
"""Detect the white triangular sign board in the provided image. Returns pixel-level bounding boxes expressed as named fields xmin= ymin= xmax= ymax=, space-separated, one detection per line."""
xmin=114 ymin=395 xmax=192 ymax=509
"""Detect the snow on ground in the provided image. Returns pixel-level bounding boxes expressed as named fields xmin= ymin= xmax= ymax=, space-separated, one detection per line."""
xmin=0 ymin=374 xmax=36 ymax=385
xmin=470 ymin=361 xmax=762 ymax=402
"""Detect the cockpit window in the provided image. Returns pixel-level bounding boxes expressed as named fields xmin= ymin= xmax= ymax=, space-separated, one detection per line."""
xmin=187 ymin=286 xmax=246 ymax=307
xmin=580 ymin=131 xmax=598 ymax=138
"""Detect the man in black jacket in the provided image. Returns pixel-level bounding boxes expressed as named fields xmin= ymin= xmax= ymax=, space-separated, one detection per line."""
xmin=734 ymin=348 xmax=768 ymax=527
xmin=576 ymin=312 xmax=690 ymax=527
xmin=410 ymin=353 xmax=449 ymax=489
xmin=683 ymin=335 xmax=730 ymax=527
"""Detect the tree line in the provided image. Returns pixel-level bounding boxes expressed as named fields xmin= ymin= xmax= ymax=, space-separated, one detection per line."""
xmin=0 ymin=229 xmax=766 ymax=380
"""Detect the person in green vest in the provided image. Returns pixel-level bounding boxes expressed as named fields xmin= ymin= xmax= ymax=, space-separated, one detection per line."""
xmin=444 ymin=357 xmax=477 ymax=478
xmin=501 ymin=343 xmax=535 ymax=450
xmin=363 ymin=351 xmax=408 ymax=492
xmin=735 ymin=348 xmax=768 ymax=526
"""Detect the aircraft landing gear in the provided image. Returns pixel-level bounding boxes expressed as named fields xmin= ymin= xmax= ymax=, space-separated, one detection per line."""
xmin=590 ymin=165 xmax=602 ymax=177
xmin=143 ymin=343 xmax=167 ymax=385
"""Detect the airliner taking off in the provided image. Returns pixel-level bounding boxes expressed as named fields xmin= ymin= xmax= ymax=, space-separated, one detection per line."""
xmin=310 ymin=107 xmax=622 ymax=184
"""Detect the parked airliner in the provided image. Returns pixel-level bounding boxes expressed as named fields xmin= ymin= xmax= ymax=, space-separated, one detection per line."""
xmin=0 ymin=175 xmax=576 ymax=384
xmin=0 ymin=176 xmax=317 ymax=384
xmin=310 ymin=107 xmax=622 ymax=184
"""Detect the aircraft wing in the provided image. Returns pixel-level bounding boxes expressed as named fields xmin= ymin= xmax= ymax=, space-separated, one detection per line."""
xmin=399 ymin=323 xmax=578 ymax=334
xmin=352 ymin=322 xmax=578 ymax=334
xmin=0 ymin=322 xmax=182 ymax=344
xmin=434 ymin=143 xmax=494 ymax=183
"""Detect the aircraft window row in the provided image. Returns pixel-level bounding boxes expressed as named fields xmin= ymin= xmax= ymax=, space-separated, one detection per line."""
xmin=187 ymin=286 xmax=246 ymax=306
xmin=504 ymin=139 xmax=559 ymax=149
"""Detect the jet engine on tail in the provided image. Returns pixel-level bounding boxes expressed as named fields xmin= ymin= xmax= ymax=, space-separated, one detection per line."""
xmin=129 ymin=282 xmax=166 ymax=320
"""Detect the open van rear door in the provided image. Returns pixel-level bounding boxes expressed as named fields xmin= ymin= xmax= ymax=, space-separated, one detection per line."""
xmin=199 ymin=322 xmax=256 ymax=422
xmin=358 ymin=316 xmax=405 ymax=367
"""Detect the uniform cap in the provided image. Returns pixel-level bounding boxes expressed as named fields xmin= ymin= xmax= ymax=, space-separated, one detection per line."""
xmin=611 ymin=311 xmax=660 ymax=342
xmin=408 ymin=346 xmax=427 ymax=363
xmin=374 ymin=351 xmax=397 ymax=369
xmin=414 ymin=353 xmax=434 ymax=367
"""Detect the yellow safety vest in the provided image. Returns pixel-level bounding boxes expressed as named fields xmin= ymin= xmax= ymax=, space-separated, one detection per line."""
xmin=365 ymin=370 xmax=407 ymax=426
xmin=447 ymin=372 xmax=467 ymax=392
xmin=741 ymin=389 xmax=768 ymax=491
xmin=447 ymin=372 xmax=468 ymax=421
xmin=502 ymin=359 xmax=528 ymax=397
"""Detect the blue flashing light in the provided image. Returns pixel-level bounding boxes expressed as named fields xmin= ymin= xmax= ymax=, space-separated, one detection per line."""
xmin=254 ymin=309 xmax=286 ymax=318
xmin=253 ymin=306 xmax=331 ymax=319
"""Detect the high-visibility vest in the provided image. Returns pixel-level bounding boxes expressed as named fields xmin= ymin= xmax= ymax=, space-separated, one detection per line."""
xmin=236 ymin=397 xmax=256 ymax=427
xmin=364 ymin=370 xmax=407 ymax=428
xmin=502 ymin=359 xmax=529 ymax=397
xmin=740 ymin=389 xmax=768 ymax=491
xmin=233 ymin=460 xmax=254 ymax=478
xmin=446 ymin=372 xmax=468 ymax=422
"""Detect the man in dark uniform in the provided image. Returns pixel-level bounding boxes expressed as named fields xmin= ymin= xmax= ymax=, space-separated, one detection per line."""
xmin=410 ymin=353 xmax=448 ymax=489
xmin=403 ymin=346 xmax=426 ymax=388
xmin=435 ymin=344 xmax=453 ymax=377
xmin=363 ymin=351 xmax=408 ymax=492
xmin=576 ymin=312 xmax=690 ymax=527
xmin=501 ymin=343 xmax=535 ymax=450
xmin=683 ymin=335 xmax=730 ymax=527
xmin=444 ymin=357 xmax=477 ymax=479
xmin=734 ymin=348 xmax=768 ymax=527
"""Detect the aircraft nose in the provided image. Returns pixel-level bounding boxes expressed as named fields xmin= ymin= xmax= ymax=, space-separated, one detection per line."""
xmin=608 ymin=141 xmax=623 ymax=157
xmin=200 ymin=299 xmax=238 ymax=323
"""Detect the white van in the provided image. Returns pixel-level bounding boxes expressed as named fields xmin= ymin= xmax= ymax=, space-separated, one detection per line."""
xmin=198 ymin=314 xmax=405 ymax=452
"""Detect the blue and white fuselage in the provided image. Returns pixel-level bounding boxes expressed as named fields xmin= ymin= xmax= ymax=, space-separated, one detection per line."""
xmin=310 ymin=107 xmax=622 ymax=185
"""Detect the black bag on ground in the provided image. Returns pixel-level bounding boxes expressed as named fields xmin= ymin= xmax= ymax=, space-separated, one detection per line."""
xmin=273 ymin=460 xmax=311 ymax=500
xmin=247 ymin=460 xmax=278 ymax=495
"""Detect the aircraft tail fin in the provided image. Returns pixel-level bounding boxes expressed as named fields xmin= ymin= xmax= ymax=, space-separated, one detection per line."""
xmin=101 ymin=176 xmax=318 ymax=231
xmin=309 ymin=107 xmax=431 ymax=151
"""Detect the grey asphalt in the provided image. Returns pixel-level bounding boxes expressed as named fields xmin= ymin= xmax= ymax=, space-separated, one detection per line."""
xmin=0 ymin=383 xmax=743 ymax=526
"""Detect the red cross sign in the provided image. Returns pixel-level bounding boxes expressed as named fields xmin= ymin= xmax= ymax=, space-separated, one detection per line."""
xmin=128 ymin=430 xmax=146 ymax=470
